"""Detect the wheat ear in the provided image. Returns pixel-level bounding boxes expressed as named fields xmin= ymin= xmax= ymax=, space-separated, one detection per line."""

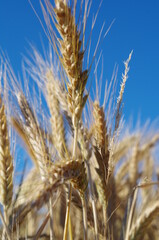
xmin=0 ymin=96 xmax=13 ymax=240
xmin=114 ymin=51 xmax=133 ymax=134
xmin=16 ymin=92 xmax=51 ymax=181
xmin=46 ymin=70 xmax=68 ymax=159
xmin=0 ymin=97 xmax=13 ymax=207
xmin=14 ymin=91 xmax=55 ymax=239
xmin=53 ymin=0 xmax=88 ymax=126
xmin=50 ymin=1 xmax=89 ymax=238
xmin=93 ymin=100 xmax=110 ymax=237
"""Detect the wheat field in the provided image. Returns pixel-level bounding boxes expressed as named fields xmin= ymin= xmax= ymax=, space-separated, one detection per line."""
xmin=0 ymin=0 xmax=159 ymax=239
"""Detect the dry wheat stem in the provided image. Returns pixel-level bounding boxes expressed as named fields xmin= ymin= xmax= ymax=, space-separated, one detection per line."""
xmin=63 ymin=184 xmax=72 ymax=240
xmin=49 ymin=194 xmax=54 ymax=240
xmin=86 ymin=161 xmax=98 ymax=240
xmin=68 ymin=215 xmax=73 ymax=240
xmin=125 ymin=186 xmax=138 ymax=240
xmin=77 ymin=119 xmax=98 ymax=239
xmin=81 ymin=195 xmax=88 ymax=240
xmin=63 ymin=124 xmax=78 ymax=240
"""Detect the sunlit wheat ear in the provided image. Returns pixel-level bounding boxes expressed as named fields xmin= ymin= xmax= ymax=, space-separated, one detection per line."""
xmin=92 ymin=100 xmax=111 ymax=238
xmin=46 ymin=70 xmax=68 ymax=159
xmin=93 ymin=101 xmax=110 ymax=201
xmin=50 ymin=0 xmax=88 ymax=127
xmin=0 ymin=97 xmax=13 ymax=210
xmin=129 ymin=200 xmax=159 ymax=240
xmin=15 ymin=92 xmax=52 ymax=181
xmin=53 ymin=157 xmax=88 ymax=195
xmin=114 ymin=51 xmax=133 ymax=134
xmin=0 ymin=95 xmax=13 ymax=240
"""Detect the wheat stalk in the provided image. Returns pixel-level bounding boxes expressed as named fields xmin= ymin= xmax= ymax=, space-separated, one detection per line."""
xmin=43 ymin=1 xmax=90 ymax=238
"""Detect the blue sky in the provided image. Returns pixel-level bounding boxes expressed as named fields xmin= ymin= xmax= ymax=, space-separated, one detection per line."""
xmin=0 ymin=0 xmax=159 ymax=127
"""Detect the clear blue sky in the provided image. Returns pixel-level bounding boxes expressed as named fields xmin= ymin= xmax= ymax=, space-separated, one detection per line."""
xmin=0 ymin=0 xmax=159 ymax=126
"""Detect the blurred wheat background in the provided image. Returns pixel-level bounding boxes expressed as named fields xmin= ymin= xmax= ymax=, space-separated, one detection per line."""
xmin=0 ymin=1 xmax=159 ymax=240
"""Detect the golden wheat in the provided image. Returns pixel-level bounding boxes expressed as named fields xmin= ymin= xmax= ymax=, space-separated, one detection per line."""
xmin=0 ymin=1 xmax=159 ymax=240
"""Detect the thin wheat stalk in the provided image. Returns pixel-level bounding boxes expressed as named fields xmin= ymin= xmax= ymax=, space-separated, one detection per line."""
xmin=68 ymin=216 xmax=73 ymax=240
xmin=86 ymin=161 xmax=98 ymax=240
xmin=77 ymin=119 xmax=99 ymax=239
xmin=125 ymin=186 xmax=138 ymax=240
xmin=81 ymin=195 xmax=88 ymax=240
xmin=49 ymin=194 xmax=54 ymax=240
xmin=63 ymin=184 xmax=72 ymax=240
xmin=63 ymin=127 xmax=78 ymax=239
